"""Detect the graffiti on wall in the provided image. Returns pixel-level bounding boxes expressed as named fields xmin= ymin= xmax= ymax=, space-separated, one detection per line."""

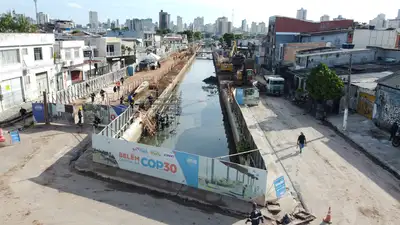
xmin=357 ymin=92 xmax=375 ymax=119
xmin=376 ymin=86 xmax=400 ymax=128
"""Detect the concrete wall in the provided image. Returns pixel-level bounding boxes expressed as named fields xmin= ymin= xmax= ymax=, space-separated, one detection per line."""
xmin=375 ymin=84 xmax=400 ymax=129
xmin=353 ymin=29 xmax=400 ymax=49
xmin=301 ymin=32 xmax=349 ymax=48
xmin=274 ymin=34 xmax=301 ymax=62
xmin=283 ymin=42 xmax=326 ymax=63
xmin=297 ymin=50 xmax=376 ymax=68
xmin=375 ymin=48 xmax=400 ymax=62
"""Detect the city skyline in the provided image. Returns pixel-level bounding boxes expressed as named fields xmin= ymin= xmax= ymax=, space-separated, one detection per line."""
xmin=1 ymin=0 xmax=399 ymax=27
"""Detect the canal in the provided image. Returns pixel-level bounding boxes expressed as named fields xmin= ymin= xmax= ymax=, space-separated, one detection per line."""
xmin=140 ymin=58 xmax=234 ymax=160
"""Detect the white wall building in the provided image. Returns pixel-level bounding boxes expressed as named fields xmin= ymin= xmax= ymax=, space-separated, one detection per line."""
xmin=0 ymin=33 xmax=55 ymax=111
xmin=37 ymin=12 xmax=49 ymax=24
xmin=53 ymin=40 xmax=94 ymax=90
xmin=353 ymin=28 xmax=400 ymax=49
xmin=296 ymin=8 xmax=307 ymax=20
xmin=251 ymin=22 xmax=257 ymax=34
xmin=369 ymin=14 xmax=387 ymax=29
xmin=177 ymin=16 xmax=183 ymax=32
xmin=320 ymin=15 xmax=330 ymax=22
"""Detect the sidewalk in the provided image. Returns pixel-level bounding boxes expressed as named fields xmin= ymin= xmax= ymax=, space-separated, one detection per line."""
xmin=326 ymin=113 xmax=400 ymax=179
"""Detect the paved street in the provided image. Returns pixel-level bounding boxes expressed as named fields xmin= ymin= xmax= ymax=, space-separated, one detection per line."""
xmin=0 ymin=124 xmax=245 ymax=225
xmin=248 ymin=96 xmax=400 ymax=225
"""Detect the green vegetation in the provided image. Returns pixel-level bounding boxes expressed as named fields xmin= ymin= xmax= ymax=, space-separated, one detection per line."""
xmin=306 ymin=63 xmax=344 ymax=102
xmin=156 ymin=28 xmax=172 ymax=35
xmin=0 ymin=11 xmax=37 ymax=33
xmin=221 ymin=33 xmax=243 ymax=47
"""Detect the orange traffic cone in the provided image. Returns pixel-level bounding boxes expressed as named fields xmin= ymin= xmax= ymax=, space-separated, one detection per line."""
xmin=323 ymin=207 xmax=332 ymax=223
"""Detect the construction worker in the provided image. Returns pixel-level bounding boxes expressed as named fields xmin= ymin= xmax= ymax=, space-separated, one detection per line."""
xmin=245 ymin=202 xmax=264 ymax=225
xmin=297 ymin=132 xmax=306 ymax=154
xmin=77 ymin=109 xmax=83 ymax=125
xmin=100 ymin=89 xmax=105 ymax=102
xmin=19 ymin=107 xmax=27 ymax=125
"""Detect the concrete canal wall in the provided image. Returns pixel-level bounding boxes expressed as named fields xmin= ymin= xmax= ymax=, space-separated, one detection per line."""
xmin=122 ymin=47 xmax=199 ymax=142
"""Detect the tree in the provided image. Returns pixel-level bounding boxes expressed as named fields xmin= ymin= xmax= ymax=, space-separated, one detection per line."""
xmin=122 ymin=27 xmax=129 ymax=31
xmin=0 ymin=11 xmax=37 ymax=33
xmin=178 ymin=30 xmax=194 ymax=42
xmin=126 ymin=47 xmax=133 ymax=55
xmin=156 ymin=29 xmax=172 ymax=35
xmin=306 ymin=63 xmax=344 ymax=102
xmin=234 ymin=34 xmax=243 ymax=40
xmin=111 ymin=27 xmax=120 ymax=32
xmin=71 ymin=30 xmax=81 ymax=34
xmin=222 ymin=33 xmax=235 ymax=47
xmin=218 ymin=37 xmax=224 ymax=45
xmin=193 ymin=31 xmax=203 ymax=40
xmin=121 ymin=44 xmax=126 ymax=55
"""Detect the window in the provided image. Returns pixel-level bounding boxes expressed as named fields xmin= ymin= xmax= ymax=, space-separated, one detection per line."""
xmin=50 ymin=47 xmax=53 ymax=59
xmin=0 ymin=49 xmax=21 ymax=65
xmin=65 ymin=49 xmax=71 ymax=60
xmin=74 ymin=48 xmax=80 ymax=58
xmin=106 ymin=45 xmax=114 ymax=53
xmin=22 ymin=48 xmax=28 ymax=56
xmin=34 ymin=47 xmax=43 ymax=60
xmin=83 ymin=50 xmax=91 ymax=58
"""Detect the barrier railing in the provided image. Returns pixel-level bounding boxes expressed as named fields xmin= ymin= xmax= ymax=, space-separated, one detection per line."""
xmin=48 ymin=65 xmax=130 ymax=104
xmin=98 ymin=106 xmax=136 ymax=138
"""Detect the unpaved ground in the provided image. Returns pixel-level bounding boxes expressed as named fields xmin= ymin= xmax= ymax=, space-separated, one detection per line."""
xmin=0 ymin=123 xmax=245 ymax=225
xmin=249 ymin=96 xmax=400 ymax=225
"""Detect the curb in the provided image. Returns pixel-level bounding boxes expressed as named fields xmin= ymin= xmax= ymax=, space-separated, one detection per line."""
xmin=324 ymin=119 xmax=400 ymax=180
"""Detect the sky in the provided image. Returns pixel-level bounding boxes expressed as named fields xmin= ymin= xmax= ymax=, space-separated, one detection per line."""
xmin=1 ymin=0 xmax=399 ymax=27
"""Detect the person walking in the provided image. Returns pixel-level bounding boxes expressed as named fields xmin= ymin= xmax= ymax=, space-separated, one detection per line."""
xmin=245 ymin=202 xmax=264 ymax=225
xmin=389 ymin=122 xmax=398 ymax=141
xmin=297 ymin=132 xmax=306 ymax=154
xmin=77 ymin=108 xmax=83 ymax=125
xmin=19 ymin=107 xmax=27 ymax=125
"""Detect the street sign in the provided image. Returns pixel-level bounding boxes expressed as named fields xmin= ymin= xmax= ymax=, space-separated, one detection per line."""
xmin=9 ymin=130 xmax=21 ymax=144
xmin=274 ymin=176 xmax=286 ymax=198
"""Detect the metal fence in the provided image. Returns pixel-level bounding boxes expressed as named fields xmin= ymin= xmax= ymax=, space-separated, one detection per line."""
xmin=97 ymin=106 xmax=136 ymax=139
xmin=48 ymin=65 xmax=130 ymax=104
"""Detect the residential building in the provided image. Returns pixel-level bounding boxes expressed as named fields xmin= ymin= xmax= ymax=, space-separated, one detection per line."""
xmin=369 ymin=14 xmax=387 ymax=29
xmin=159 ymin=10 xmax=169 ymax=30
xmin=241 ymin=19 xmax=247 ymax=32
xmin=37 ymin=12 xmax=49 ymax=24
xmin=53 ymin=40 xmax=94 ymax=90
xmin=300 ymin=29 xmax=353 ymax=49
xmin=0 ymin=33 xmax=55 ymax=111
xmin=296 ymin=8 xmax=307 ymax=20
xmin=388 ymin=19 xmax=400 ymax=28
xmin=353 ymin=28 xmax=400 ymax=49
xmin=227 ymin=22 xmax=232 ymax=33
xmin=177 ymin=16 xmax=183 ymax=32
xmin=142 ymin=18 xmax=153 ymax=31
xmin=281 ymin=42 xmax=327 ymax=64
xmin=265 ymin=16 xmax=354 ymax=70
xmin=259 ymin=22 xmax=266 ymax=34
xmin=193 ymin=17 xmax=204 ymax=32
xmin=333 ymin=15 xmax=345 ymax=20
xmin=205 ymin=23 xmax=214 ymax=33
xmin=398 ymin=9 xmax=400 ymax=19
xmin=320 ymin=15 xmax=330 ymax=22
xmin=89 ymin=11 xmax=98 ymax=29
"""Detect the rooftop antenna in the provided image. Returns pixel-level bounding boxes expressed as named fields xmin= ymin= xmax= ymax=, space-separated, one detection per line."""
xmin=33 ymin=0 xmax=38 ymax=24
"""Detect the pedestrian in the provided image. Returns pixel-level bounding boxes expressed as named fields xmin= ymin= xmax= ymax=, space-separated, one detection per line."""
xmin=100 ymin=89 xmax=105 ymax=102
xmin=120 ymin=96 xmax=124 ymax=105
xmin=128 ymin=94 xmax=134 ymax=108
xmin=113 ymin=86 xmax=117 ymax=93
xmin=389 ymin=122 xmax=398 ymax=141
xmin=19 ymin=107 xmax=27 ymax=125
xmin=120 ymin=77 xmax=124 ymax=85
xmin=297 ymin=132 xmax=306 ymax=154
xmin=245 ymin=202 xmax=264 ymax=225
xmin=77 ymin=108 xmax=83 ymax=125
xmin=90 ymin=93 xmax=95 ymax=103
xmin=116 ymin=81 xmax=121 ymax=93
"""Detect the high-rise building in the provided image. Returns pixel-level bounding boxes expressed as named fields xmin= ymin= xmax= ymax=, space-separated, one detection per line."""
xmin=159 ymin=10 xmax=170 ymax=30
xmin=296 ymin=8 xmax=307 ymax=20
xmin=241 ymin=19 xmax=247 ymax=32
xmin=251 ymin=22 xmax=257 ymax=34
xmin=258 ymin=22 xmax=266 ymax=34
xmin=320 ymin=15 xmax=330 ymax=22
xmin=142 ymin=18 xmax=153 ymax=31
xmin=107 ymin=19 xmax=111 ymax=28
xmin=184 ymin=23 xmax=187 ymax=30
xmin=397 ymin=9 xmax=400 ymax=19
xmin=205 ymin=23 xmax=214 ymax=33
xmin=369 ymin=14 xmax=387 ymax=29
xmin=177 ymin=16 xmax=183 ymax=32
xmin=116 ymin=19 xmax=119 ymax=28
xmin=216 ymin=17 xmax=228 ymax=35
xmin=37 ymin=12 xmax=49 ymax=24
xmin=227 ymin=21 xmax=232 ymax=33
xmin=89 ymin=11 xmax=98 ymax=29
xmin=193 ymin=17 xmax=204 ymax=32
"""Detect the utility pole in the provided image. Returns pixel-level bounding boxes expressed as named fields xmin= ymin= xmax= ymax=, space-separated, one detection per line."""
xmin=343 ymin=53 xmax=352 ymax=131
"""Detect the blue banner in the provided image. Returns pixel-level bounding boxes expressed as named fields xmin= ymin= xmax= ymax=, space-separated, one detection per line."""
xmin=173 ymin=151 xmax=199 ymax=188
xmin=235 ymin=88 xmax=244 ymax=105
xmin=9 ymin=130 xmax=21 ymax=144
xmin=274 ymin=176 xmax=286 ymax=198
xmin=32 ymin=103 xmax=45 ymax=123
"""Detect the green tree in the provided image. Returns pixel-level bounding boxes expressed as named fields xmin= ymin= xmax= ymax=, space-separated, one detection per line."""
xmin=156 ymin=29 xmax=172 ymax=35
xmin=0 ymin=11 xmax=37 ymax=33
xmin=178 ymin=30 xmax=194 ymax=42
xmin=219 ymin=37 xmax=224 ymax=45
xmin=71 ymin=30 xmax=81 ymax=34
xmin=193 ymin=31 xmax=203 ymax=40
xmin=126 ymin=46 xmax=133 ymax=55
xmin=234 ymin=34 xmax=243 ymax=40
xmin=222 ymin=33 xmax=235 ymax=47
xmin=122 ymin=26 xmax=129 ymax=31
xmin=111 ymin=27 xmax=120 ymax=31
xmin=121 ymin=44 xmax=126 ymax=55
xmin=306 ymin=63 xmax=344 ymax=102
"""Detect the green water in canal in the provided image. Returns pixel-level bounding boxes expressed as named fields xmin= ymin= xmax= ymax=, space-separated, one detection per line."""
xmin=139 ymin=59 xmax=233 ymax=159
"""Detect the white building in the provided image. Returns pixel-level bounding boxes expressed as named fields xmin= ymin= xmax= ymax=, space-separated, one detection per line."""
xmin=397 ymin=9 xmax=400 ymax=19
xmin=37 ymin=12 xmax=49 ymax=24
xmin=53 ymin=40 xmax=94 ymax=90
xmin=241 ymin=19 xmax=247 ymax=32
xmin=89 ymin=11 xmax=99 ymax=29
xmin=296 ymin=8 xmax=307 ymax=20
xmin=251 ymin=22 xmax=257 ymax=34
xmin=177 ymin=16 xmax=183 ymax=32
xmin=320 ymin=15 xmax=330 ymax=22
xmin=258 ymin=22 xmax=266 ymax=34
xmin=0 ymin=33 xmax=55 ymax=111
xmin=353 ymin=28 xmax=400 ymax=49
xmin=193 ymin=17 xmax=204 ymax=32
xmin=369 ymin=14 xmax=387 ymax=29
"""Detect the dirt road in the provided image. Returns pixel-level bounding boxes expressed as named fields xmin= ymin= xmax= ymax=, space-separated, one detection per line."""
xmin=249 ymin=96 xmax=400 ymax=225
xmin=0 ymin=124 xmax=246 ymax=225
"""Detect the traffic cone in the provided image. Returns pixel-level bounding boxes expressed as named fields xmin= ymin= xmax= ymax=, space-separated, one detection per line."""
xmin=0 ymin=128 xmax=6 ymax=143
xmin=323 ymin=207 xmax=332 ymax=223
